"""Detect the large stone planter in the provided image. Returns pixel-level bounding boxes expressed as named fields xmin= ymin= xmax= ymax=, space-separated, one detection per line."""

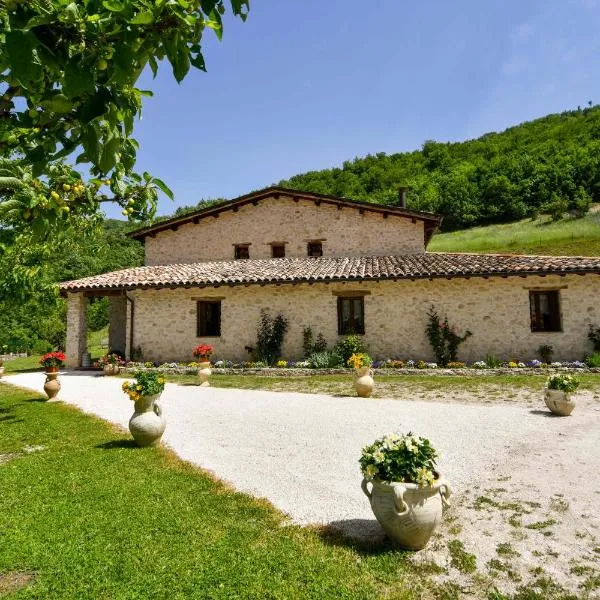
xmin=354 ymin=366 xmax=374 ymax=398
xmin=544 ymin=388 xmax=576 ymax=416
xmin=128 ymin=394 xmax=166 ymax=447
xmin=103 ymin=364 xmax=120 ymax=376
xmin=197 ymin=361 xmax=212 ymax=387
xmin=361 ymin=475 xmax=452 ymax=550
xmin=43 ymin=372 xmax=61 ymax=400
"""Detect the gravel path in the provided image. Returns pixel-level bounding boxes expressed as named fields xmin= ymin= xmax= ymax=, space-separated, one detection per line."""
xmin=3 ymin=372 xmax=600 ymax=596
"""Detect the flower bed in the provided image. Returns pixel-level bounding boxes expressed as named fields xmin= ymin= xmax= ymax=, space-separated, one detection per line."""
xmin=118 ymin=363 xmax=600 ymax=377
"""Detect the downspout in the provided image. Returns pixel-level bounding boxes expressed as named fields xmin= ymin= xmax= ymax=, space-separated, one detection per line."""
xmin=126 ymin=292 xmax=135 ymax=361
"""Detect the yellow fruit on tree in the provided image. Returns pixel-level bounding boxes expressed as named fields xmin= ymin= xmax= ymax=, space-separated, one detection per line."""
xmin=50 ymin=191 xmax=60 ymax=200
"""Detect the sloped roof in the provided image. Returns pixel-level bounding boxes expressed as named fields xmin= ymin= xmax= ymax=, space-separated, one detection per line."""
xmin=128 ymin=186 xmax=442 ymax=244
xmin=60 ymin=253 xmax=600 ymax=294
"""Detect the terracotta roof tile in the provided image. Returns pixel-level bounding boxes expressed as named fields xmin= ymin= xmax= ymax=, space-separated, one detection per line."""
xmin=59 ymin=253 xmax=600 ymax=293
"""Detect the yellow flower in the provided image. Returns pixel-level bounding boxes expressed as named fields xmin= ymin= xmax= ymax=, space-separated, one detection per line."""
xmin=136 ymin=385 xmax=142 ymax=391
xmin=158 ymin=378 xmax=165 ymax=384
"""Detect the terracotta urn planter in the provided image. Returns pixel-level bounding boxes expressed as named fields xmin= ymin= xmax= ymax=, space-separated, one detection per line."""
xmin=103 ymin=364 xmax=120 ymax=376
xmin=45 ymin=366 xmax=59 ymax=374
xmin=361 ymin=475 xmax=452 ymax=550
xmin=197 ymin=361 xmax=212 ymax=386
xmin=354 ymin=366 xmax=374 ymax=398
xmin=544 ymin=389 xmax=576 ymax=416
xmin=43 ymin=372 xmax=61 ymax=400
xmin=128 ymin=394 xmax=166 ymax=447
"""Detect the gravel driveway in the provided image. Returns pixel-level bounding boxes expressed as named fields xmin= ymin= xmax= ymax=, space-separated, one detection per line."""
xmin=3 ymin=372 xmax=600 ymax=596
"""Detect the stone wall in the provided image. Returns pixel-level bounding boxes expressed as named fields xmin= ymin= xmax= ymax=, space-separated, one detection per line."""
xmin=65 ymin=293 xmax=87 ymax=368
xmin=144 ymin=194 xmax=425 ymax=265
xmin=108 ymin=296 xmax=127 ymax=355
xmin=128 ymin=273 xmax=600 ymax=363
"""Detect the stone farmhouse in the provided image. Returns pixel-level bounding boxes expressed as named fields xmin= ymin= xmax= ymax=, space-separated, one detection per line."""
xmin=60 ymin=186 xmax=600 ymax=368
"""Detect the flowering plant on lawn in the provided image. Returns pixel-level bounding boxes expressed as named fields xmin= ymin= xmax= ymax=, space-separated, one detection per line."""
xmin=546 ymin=374 xmax=579 ymax=393
xmin=192 ymin=344 xmax=213 ymax=360
xmin=360 ymin=432 xmax=438 ymax=486
xmin=347 ymin=353 xmax=373 ymax=369
xmin=122 ymin=370 xmax=165 ymax=401
xmin=40 ymin=351 xmax=66 ymax=368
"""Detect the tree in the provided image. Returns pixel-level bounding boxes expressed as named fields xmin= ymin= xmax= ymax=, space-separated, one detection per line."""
xmin=0 ymin=0 xmax=249 ymax=233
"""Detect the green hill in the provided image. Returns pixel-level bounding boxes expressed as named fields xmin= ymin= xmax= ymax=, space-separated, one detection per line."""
xmin=279 ymin=105 xmax=600 ymax=231
xmin=428 ymin=208 xmax=600 ymax=256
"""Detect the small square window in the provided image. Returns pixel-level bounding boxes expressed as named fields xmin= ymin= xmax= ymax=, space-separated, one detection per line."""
xmin=197 ymin=301 xmax=221 ymax=337
xmin=529 ymin=291 xmax=561 ymax=332
xmin=271 ymin=244 xmax=285 ymax=258
xmin=307 ymin=241 xmax=323 ymax=257
xmin=337 ymin=296 xmax=365 ymax=335
xmin=234 ymin=245 xmax=249 ymax=260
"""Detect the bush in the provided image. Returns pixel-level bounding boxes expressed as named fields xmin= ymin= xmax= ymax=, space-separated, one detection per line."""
xmin=302 ymin=327 xmax=328 ymax=358
xmin=588 ymin=325 xmax=600 ymax=352
xmin=572 ymin=186 xmax=592 ymax=217
xmin=544 ymin=192 xmax=569 ymax=222
xmin=334 ymin=334 xmax=367 ymax=365
xmin=538 ymin=344 xmax=554 ymax=364
xmin=485 ymin=355 xmax=502 ymax=368
xmin=425 ymin=306 xmax=472 ymax=366
xmin=307 ymin=350 xmax=343 ymax=369
xmin=585 ymin=352 xmax=600 ymax=368
xmin=87 ymin=297 xmax=109 ymax=331
xmin=256 ymin=310 xmax=288 ymax=366
xmin=32 ymin=339 xmax=53 ymax=355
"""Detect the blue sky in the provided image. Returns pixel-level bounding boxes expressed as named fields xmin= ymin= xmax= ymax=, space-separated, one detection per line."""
xmin=109 ymin=0 xmax=600 ymax=217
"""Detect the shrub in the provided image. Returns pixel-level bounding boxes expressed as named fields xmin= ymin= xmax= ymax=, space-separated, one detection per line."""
xmin=426 ymin=307 xmax=472 ymax=366
xmin=584 ymin=352 xmax=600 ymax=368
xmin=545 ymin=192 xmax=569 ymax=221
xmin=538 ymin=344 xmax=554 ymax=364
xmin=485 ymin=355 xmax=502 ymax=368
xmin=302 ymin=327 xmax=328 ymax=358
xmin=32 ymin=339 xmax=53 ymax=355
xmin=256 ymin=310 xmax=288 ymax=366
xmin=546 ymin=374 xmax=579 ymax=393
xmin=572 ymin=186 xmax=592 ymax=217
xmin=588 ymin=325 xmax=600 ymax=352
xmin=359 ymin=433 xmax=438 ymax=485
xmin=307 ymin=350 xmax=343 ymax=369
xmin=87 ymin=297 xmax=109 ymax=331
xmin=334 ymin=334 xmax=367 ymax=365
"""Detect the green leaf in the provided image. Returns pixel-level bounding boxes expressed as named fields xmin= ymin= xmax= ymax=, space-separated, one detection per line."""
xmin=42 ymin=94 xmax=74 ymax=114
xmin=102 ymin=0 xmax=125 ymax=11
xmin=148 ymin=56 xmax=158 ymax=78
xmin=99 ymin=134 xmax=121 ymax=174
xmin=130 ymin=11 xmax=154 ymax=24
xmin=82 ymin=126 xmax=100 ymax=164
xmin=78 ymin=89 xmax=110 ymax=123
xmin=164 ymin=33 xmax=190 ymax=83
xmin=151 ymin=177 xmax=174 ymax=200
xmin=190 ymin=53 xmax=206 ymax=71
xmin=5 ymin=31 xmax=42 ymax=86
xmin=63 ymin=61 xmax=95 ymax=98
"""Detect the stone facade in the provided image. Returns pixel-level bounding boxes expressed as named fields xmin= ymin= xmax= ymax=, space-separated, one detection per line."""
xmin=65 ymin=293 xmax=87 ymax=369
xmin=143 ymin=194 xmax=425 ymax=265
xmin=129 ymin=274 xmax=600 ymax=363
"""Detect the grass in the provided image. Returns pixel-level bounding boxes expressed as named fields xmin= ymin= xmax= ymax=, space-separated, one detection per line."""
xmin=158 ymin=372 xmax=600 ymax=402
xmin=0 ymin=383 xmax=430 ymax=599
xmin=88 ymin=326 xmax=108 ymax=359
xmin=428 ymin=209 xmax=600 ymax=256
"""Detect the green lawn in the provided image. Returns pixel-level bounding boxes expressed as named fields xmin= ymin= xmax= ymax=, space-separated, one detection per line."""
xmin=0 ymin=384 xmax=425 ymax=599
xmin=428 ymin=209 xmax=600 ymax=256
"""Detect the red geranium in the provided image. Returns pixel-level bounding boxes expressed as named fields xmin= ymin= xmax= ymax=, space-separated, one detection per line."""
xmin=40 ymin=351 xmax=66 ymax=368
xmin=193 ymin=344 xmax=213 ymax=359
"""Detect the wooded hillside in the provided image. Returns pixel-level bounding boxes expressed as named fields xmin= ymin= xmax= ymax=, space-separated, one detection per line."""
xmin=279 ymin=105 xmax=600 ymax=231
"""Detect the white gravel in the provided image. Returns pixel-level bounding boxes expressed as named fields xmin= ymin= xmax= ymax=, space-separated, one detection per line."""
xmin=3 ymin=372 xmax=600 ymax=595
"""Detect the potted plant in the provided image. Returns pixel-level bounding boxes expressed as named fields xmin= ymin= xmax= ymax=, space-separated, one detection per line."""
xmin=348 ymin=352 xmax=374 ymax=397
xmin=98 ymin=353 xmax=122 ymax=376
xmin=193 ymin=344 xmax=214 ymax=386
xmin=40 ymin=351 xmax=66 ymax=373
xmin=122 ymin=371 xmax=166 ymax=446
xmin=360 ymin=433 xmax=451 ymax=550
xmin=39 ymin=351 xmax=66 ymax=400
xmin=544 ymin=374 xmax=579 ymax=416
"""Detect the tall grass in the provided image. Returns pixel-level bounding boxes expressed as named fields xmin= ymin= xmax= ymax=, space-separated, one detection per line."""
xmin=429 ymin=209 xmax=600 ymax=256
